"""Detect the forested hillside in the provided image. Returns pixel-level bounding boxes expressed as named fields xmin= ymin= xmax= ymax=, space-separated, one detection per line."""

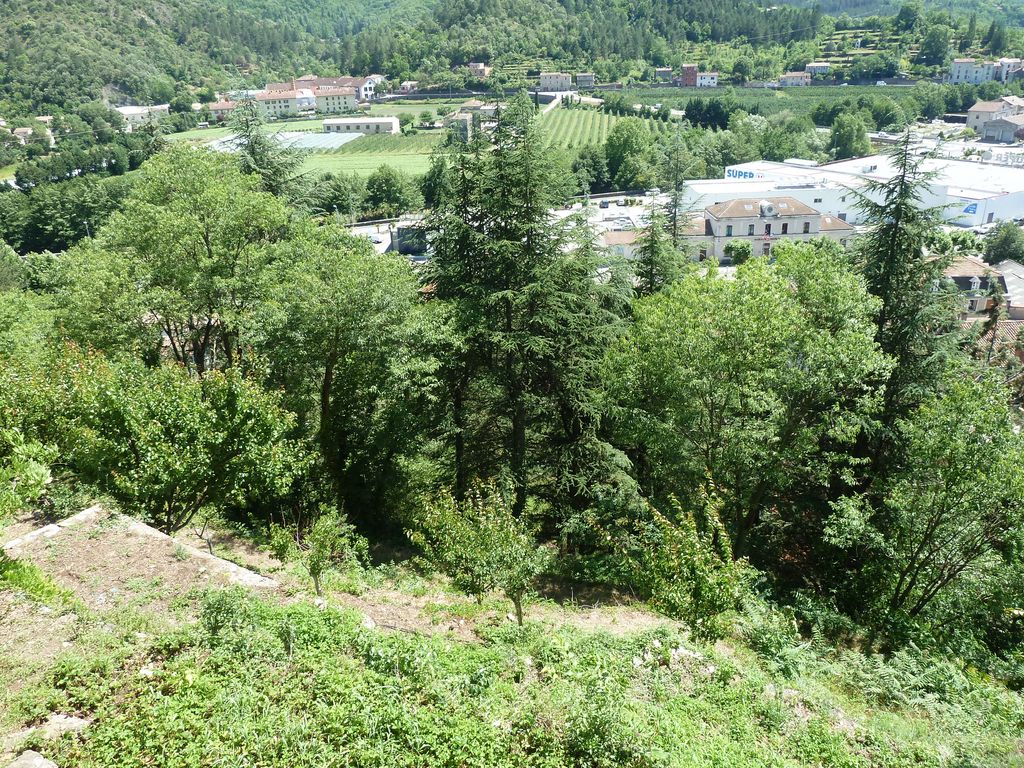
xmin=0 ymin=0 xmax=820 ymax=114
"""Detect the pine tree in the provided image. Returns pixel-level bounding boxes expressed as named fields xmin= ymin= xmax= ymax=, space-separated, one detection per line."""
xmin=853 ymin=134 xmax=960 ymax=452
xmin=635 ymin=210 xmax=685 ymax=297
xmin=229 ymin=100 xmax=306 ymax=200
xmin=427 ymin=93 xmax=630 ymax=520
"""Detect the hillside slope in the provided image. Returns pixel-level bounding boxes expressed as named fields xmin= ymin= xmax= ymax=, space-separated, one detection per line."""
xmin=2 ymin=507 xmax=1023 ymax=768
xmin=0 ymin=0 xmax=819 ymax=115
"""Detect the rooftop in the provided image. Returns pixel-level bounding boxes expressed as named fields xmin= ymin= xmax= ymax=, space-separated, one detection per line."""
xmin=706 ymin=197 xmax=818 ymax=219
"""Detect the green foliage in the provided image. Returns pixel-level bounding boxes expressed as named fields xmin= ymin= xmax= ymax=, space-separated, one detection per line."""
xmin=409 ymin=483 xmax=550 ymax=624
xmin=53 ymin=144 xmax=290 ymax=372
xmin=363 ymin=163 xmax=423 ymax=219
xmin=634 ymin=210 xmax=686 ymax=296
xmin=0 ymin=555 xmax=75 ymax=607
xmin=723 ymin=239 xmax=753 ymax=265
xmin=829 ymin=113 xmax=872 ymax=160
xmin=53 ymin=351 xmax=299 ymax=533
xmin=983 ymin=221 xmax=1024 ymax=264
xmin=607 ymin=241 xmax=889 ymax=562
xmin=229 ymin=100 xmax=307 ymax=200
xmin=626 ymin=494 xmax=752 ymax=640
xmin=270 ymin=507 xmax=368 ymax=595
xmin=0 ymin=429 xmax=53 ymax=524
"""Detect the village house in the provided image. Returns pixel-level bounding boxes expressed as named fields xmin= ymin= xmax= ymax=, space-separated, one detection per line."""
xmin=944 ymin=255 xmax=1006 ymax=316
xmin=992 ymin=259 xmax=1024 ymax=319
xmin=208 ymin=100 xmax=237 ymax=121
xmin=779 ymin=71 xmax=812 ymax=87
xmin=115 ymin=104 xmax=170 ymax=131
xmin=696 ymin=72 xmax=718 ymax=88
xmin=968 ymin=95 xmax=1024 ymax=137
xmin=677 ymin=64 xmax=698 ymax=87
xmin=399 ymin=81 xmax=419 ymax=94
xmin=323 ymin=116 xmax=400 ymax=135
xmin=539 ymin=72 xmax=573 ymax=91
xmin=805 ymin=61 xmax=831 ymax=76
xmin=467 ymin=62 xmax=493 ymax=79
xmin=655 ymin=67 xmax=673 ymax=82
xmin=575 ymin=72 xmax=595 ymax=89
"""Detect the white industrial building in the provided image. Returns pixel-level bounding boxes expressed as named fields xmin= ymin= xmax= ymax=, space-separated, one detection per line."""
xmin=323 ymin=116 xmax=400 ymax=135
xmin=716 ymin=155 xmax=1024 ymax=227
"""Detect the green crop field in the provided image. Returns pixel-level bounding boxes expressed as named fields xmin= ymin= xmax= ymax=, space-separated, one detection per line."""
xmin=541 ymin=108 xmax=678 ymax=149
xmin=301 ymin=131 xmax=445 ymax=176
xmin=168 ymin=119 xmax=446 ymax=177
xmin=627 ymin=85 xmax=925 ymax=121
xmin=367 ymin=99 xmax=466 ymax=117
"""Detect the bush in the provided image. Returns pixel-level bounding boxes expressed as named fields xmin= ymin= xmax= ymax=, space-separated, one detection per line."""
xmin=625 ymin=493 xmax=752 ymax=640
xmin=269 ymin=506 xmax=367 ymax=596
xmin=409 ymin=482 xmax=550 ymax=625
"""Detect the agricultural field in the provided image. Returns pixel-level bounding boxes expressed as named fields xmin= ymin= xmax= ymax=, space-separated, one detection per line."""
xmin=366 ymin=99 xmax=466 ymax=117
xmin=301 ymin=131 xmax=446 ymax=176
xmin=541 ymin=107 xmax=677 ymax=150
xmin=627 ymin=84 xmax=926 ymax=121
xmin=168 ymin=117 xmax=447 ymax=177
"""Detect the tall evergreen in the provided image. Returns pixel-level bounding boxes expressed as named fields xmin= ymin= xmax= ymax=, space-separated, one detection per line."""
xmin=634 ymin=210 xmax=686 ymax=297
xmin=427 ymin=93 xmax=630 ymax=520
xmin=854 ymin=134 xmax=959 ymax=434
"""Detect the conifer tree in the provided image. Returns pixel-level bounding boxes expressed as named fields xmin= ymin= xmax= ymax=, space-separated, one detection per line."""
xmin=427 ymin=93 xmax=630 ymax=520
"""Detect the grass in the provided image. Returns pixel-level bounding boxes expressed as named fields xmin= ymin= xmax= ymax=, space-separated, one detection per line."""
xmin=366 ymin=99 xmax=467 ymax=117
xmin=168 ymin=114 xmax=448 ymax=177
xmin=8 ymin=583 xmax=1019 ymax=768
xmin=0 ymin=554 xmax=77 ymax=607
xmin=300 ymin=131 xmax=445 ymax=176
xmin=0 ymin=163 xmax=15 ymax=181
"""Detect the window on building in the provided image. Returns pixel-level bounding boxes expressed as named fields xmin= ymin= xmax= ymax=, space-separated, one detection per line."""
xmin=765 ymin=223 xmax=772 ymax=235
xmin=813 ymin=197 xmax=822 ymax=203
xmin=838 ymin=213 xmax=847 ymax=221
xmin=699 ymin=248 xmax=707 ymax=261
xmin=781 ymin=223 xmax=789 ymax=234
xmin=747 ymin=224 xmax=755 ymax=236
xmin=726 ymin=225 xmax=733 ymax=237
xmin=802 ymin=222 xmax=810 ymax=234
xmin=762 ymin=243 xmax=771 ymax=255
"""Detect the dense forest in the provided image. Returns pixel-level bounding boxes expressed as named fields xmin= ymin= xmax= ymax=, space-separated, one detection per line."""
xmin=0 ymin=0 xmax=820 ymax=114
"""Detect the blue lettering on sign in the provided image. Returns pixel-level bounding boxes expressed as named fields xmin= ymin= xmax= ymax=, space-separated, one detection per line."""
xmin=962 ymin=203 xmax=978 ymax=215
xmin=726 ymin=169 xmax=757 ymax=179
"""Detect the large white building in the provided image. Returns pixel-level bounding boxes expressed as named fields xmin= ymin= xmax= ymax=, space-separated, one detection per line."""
xmin=696 ymin=72 xmax=719 ymax=88
xmin=718 ymin=154 xmax=1024 ymax=227
xmin=949 ymin=58 xmax=996 ymax=85
xmin=255 ymin=88 xmax=315 ymax=118
xmin=314 ymin=87 xmax=358 ymax=114
xmin=323 ymin=116 xmax=400 ymax=135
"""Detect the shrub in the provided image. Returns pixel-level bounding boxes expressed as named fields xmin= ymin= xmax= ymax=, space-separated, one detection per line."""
xmin=269 ymin=506 xmax=367 ymax=596
xmin=409 ymin=482 xmax=550 ymax=625
xmin=625 ymin=493 xmax=752 ymax=640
